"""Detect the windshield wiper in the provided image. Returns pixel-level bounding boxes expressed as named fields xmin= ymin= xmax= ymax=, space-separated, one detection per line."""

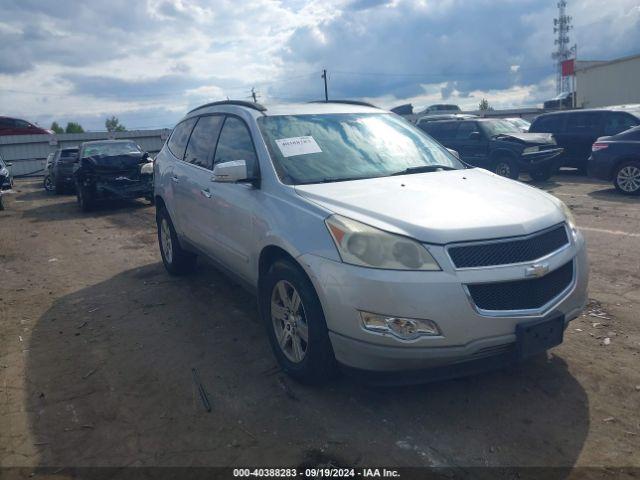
xmin=296 ymin=175 xmax=377 ymax=185
xmin=390 ymin=165 xmax=458 ymax=176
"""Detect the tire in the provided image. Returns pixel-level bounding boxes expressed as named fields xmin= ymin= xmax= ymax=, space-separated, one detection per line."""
xmin=76 ymin=184 xmax=94 ymax=212
xmin=43 ymin=175 xmax=54 ymax=192
xmin=613 ymin=160 xmax=640 ymax=196
xmin=493 ymin=156 xmax=520 ymax=180
xmin=0 ymin=195 xmax=4 ymax=211
xmin=260 ymin=259 xmax=336 ymax=384
xmin=529 ymin=167 xmax=553 ymax=182
xmin=156 ymin=206 xmax=197 ymax=275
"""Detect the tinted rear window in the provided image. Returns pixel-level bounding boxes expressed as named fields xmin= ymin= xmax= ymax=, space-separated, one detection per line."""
xmin=531 ymin=115 xmax=564 ymax=133
xmin=60 ymin=149 xmax=78 ymax=159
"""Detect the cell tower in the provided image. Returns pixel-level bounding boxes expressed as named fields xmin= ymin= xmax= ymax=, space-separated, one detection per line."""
xmin=552 ymin=1 xmax=576 ymax=94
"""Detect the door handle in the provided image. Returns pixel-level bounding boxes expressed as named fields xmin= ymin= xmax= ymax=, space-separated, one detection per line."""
xmin=200 ymin=188 xmax=212 ymax=199
xmin=171 ymin=175 xmax=179 ymax=183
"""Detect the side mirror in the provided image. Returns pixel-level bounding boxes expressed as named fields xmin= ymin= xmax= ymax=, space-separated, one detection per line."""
xmin=446 ymin=148 xmax=460 ymax=160
xmin=6 ymin=162 xmax=12 ymax=167
xmin=469 ymin=131 xmax=481 ymax=141
xmin=213 ymin=160 xmax=251 ymax=183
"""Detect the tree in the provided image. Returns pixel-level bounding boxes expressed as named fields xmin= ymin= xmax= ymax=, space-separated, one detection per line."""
xmin=50 ymin=121 xmax=64 ymax=134
xmin=478 ymin=98 xmax=493 ymax=111
xmin=105 ymin=116 xmax=126 ymax=132
xmin=65 ymin=122 xmax=84 ymax=133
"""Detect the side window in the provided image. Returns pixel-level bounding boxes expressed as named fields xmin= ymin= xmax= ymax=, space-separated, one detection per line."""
xmin=455 ymin=122 xmax=479 ymax=140
xmin=213 ymin=117 xmax=258 ymax=176
xmin=566 ymin=112 xmax=601 ymax=133
xmin=603 ymin=113 xmax=639 ymax=136
xmin=532 ymin=115 xmax=562 ymax=133
xmin=420 ymin=122 xmax=441 ymax=136
xmin=183 ymin=115 xmax=224 ymax=169
xmin=167 ymin=118 xmax=197 ymax=160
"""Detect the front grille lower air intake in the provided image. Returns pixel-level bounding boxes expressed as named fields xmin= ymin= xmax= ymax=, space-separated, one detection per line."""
xmin=467 ymin=260 xmax=574 ymax=311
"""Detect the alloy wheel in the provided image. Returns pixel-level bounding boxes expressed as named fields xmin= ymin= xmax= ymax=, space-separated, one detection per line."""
xmin=44 ymin=177 xmax=54 ymax=191
xmin=495 ymin=162 xmax=511 ymax=177
xmin=160 ymin=218 xmax=173 ymax=264
xmin=616 ymin=165 xmax=640 ymax=193
xmin=271 ymin=280 xmax=309 ymax=363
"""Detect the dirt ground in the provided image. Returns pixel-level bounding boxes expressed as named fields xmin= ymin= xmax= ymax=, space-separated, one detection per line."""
xmin=1 ymin=175 xmax=639 ymax=476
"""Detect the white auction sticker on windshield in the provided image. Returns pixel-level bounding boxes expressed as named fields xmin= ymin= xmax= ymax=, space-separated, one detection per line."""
xmin=275 ymin=136 xmax=322 ymax=157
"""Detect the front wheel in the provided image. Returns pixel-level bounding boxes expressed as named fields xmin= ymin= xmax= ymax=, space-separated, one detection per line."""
xmin=76 ymin=184 xmax=94 ymax=212
xmin=43 ymin=175 xmax=55 ymax=192
xmin=0 ymin=195 xmax=4 ymax=211
xmin=613 ymin=160 xmax=640 ymax=195
xmin=156 ymin=206 xmax=197 ymax=275
xmin=260 ymin=259 xmax=336 ymax=384
xmin=493 ymin=156 xmax=520 ymax=179
xmin=529 ymin=167 xmax=554 ymax=182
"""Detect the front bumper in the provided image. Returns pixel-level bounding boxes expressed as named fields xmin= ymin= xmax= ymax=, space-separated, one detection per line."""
xmin=299 ymin=231 xmax=588 ymax=372
xmin=519 ymin=147 xmax=564 ymax=170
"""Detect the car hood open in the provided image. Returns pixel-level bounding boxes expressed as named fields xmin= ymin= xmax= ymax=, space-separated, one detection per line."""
xmin=294 ymin=168 xmax=565 ymax=244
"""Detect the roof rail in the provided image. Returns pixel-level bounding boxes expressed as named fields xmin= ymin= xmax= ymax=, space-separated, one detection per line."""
xmin=309 ymin=100 xmax=378 ymax=108
xmin=188 ymin=100 xmax=267 ymax=114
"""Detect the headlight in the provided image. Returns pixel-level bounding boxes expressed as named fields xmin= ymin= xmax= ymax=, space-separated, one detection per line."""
xmin=523 ymin=146 xmax=540 ymax=154
xmin=556 ymin=199 xmax=577 ymax=234
xmin=140 ymin=162 xmax=154 ymax=175
xmin=325 ymin=214 xmax=440 ymax=270
xmin=0 ymin=168 xmax=7 ymax=177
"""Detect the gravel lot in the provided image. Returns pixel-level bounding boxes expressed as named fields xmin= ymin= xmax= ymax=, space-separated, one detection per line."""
xmin=1 ymin=175 xmax=639 ymax=474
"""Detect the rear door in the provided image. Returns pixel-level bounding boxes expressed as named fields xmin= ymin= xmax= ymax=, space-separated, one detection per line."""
xmin=165 ymin=118 xmax=197 ymax=236
xmin=562 ymin=111 xmax=603 ymax=168
xmin=208 ymin=116 xmax=261 ymax=281
xmin=453 ymin=121 xmax=489 ymax=166
xmin=177 ymin=115 xmax=225 ymax=254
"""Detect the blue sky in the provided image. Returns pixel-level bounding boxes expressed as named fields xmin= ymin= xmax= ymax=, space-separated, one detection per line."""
xmin=1 ymin=0 xmax=639 ymax=131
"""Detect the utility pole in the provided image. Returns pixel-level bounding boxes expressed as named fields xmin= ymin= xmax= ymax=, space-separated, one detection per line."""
xmin=552 ymin=1 xmax=576 ymax=94
xmin=250 ymin=87 xmax=259 ymax=103
xmin=321 ymin=69 xmax=328 ymax=102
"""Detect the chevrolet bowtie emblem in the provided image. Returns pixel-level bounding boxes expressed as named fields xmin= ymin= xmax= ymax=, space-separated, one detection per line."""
xmin=525 ymin=263 xmax=550 ymax=278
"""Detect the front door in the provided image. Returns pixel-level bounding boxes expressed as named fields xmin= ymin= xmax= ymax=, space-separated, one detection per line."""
xmin=208 ymin=116 xmax=260 ymax=282
xmin=454 ymin=121 xmax=489 ymax=167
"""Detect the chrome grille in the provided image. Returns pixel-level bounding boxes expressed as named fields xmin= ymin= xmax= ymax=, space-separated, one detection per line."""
xmin=449 ymin=225 xmax=569 ymax=269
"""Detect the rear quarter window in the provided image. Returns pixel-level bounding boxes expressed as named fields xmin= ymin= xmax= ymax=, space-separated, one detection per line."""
xmin=531 ymin=115 xmax=564 ymax=133
xmin=167 ymin=118 xmax=197 ymax=160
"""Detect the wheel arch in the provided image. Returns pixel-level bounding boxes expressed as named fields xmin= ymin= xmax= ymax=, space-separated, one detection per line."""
xmin=610 ymin=155 xmax=640 ymax=179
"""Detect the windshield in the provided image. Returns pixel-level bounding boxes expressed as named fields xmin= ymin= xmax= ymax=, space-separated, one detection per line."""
xmin=82 ymin=141 xmax=141 ymax=157
xmin=480 ymin=120 xmax=523 ymax=137
xmin=258 ymin=113 xmax=464 ymax=185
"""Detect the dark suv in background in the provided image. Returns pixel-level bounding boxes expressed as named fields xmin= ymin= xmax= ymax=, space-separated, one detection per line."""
xmin=50 ymin=147 xmax=79 ymax=194
xmin=419 ymin=118 xmax=562 ymax=180
xmin=529 ymin=106 xmax=640 ymax=172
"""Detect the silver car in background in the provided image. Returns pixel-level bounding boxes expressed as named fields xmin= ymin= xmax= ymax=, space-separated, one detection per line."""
xmin=153 ymin=100 xmax=588 ymax=384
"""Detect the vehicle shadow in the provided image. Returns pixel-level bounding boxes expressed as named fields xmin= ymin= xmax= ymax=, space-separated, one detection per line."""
xmin=21 ymin=197 xmax=151 ymax=222
xmin=25 ymin=262 xmax=589 ymax=474
xmin=588 ymin=187 xmax=639 ymax=203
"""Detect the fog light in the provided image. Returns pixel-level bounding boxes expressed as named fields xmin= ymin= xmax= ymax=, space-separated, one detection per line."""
xmin=359 ymin=311 xmax=440 ymax=340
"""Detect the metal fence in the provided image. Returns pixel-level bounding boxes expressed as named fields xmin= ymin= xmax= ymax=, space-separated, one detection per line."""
xmin=0 ymin=129 xmax=171 ymax=177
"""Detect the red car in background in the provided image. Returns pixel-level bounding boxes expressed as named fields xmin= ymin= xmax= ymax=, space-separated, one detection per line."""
xmin=0 ymin=116 xmax=52 ymax=136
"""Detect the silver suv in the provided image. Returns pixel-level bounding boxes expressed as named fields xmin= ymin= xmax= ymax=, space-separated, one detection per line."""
xmin=154 ymin=100 xmax=588 ymax=383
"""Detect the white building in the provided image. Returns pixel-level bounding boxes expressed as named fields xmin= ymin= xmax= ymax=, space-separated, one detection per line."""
xmin=575 ymin=53 xmax=640 ymax=108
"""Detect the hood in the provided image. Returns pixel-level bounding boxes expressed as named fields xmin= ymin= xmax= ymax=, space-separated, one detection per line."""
xmin=295 ymin=168 xmax=565 ymax=244
xmin=494 ymin=132 xmax=555 ymax=145
xmin=81 ymin=153 xmax=145 ymax=171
